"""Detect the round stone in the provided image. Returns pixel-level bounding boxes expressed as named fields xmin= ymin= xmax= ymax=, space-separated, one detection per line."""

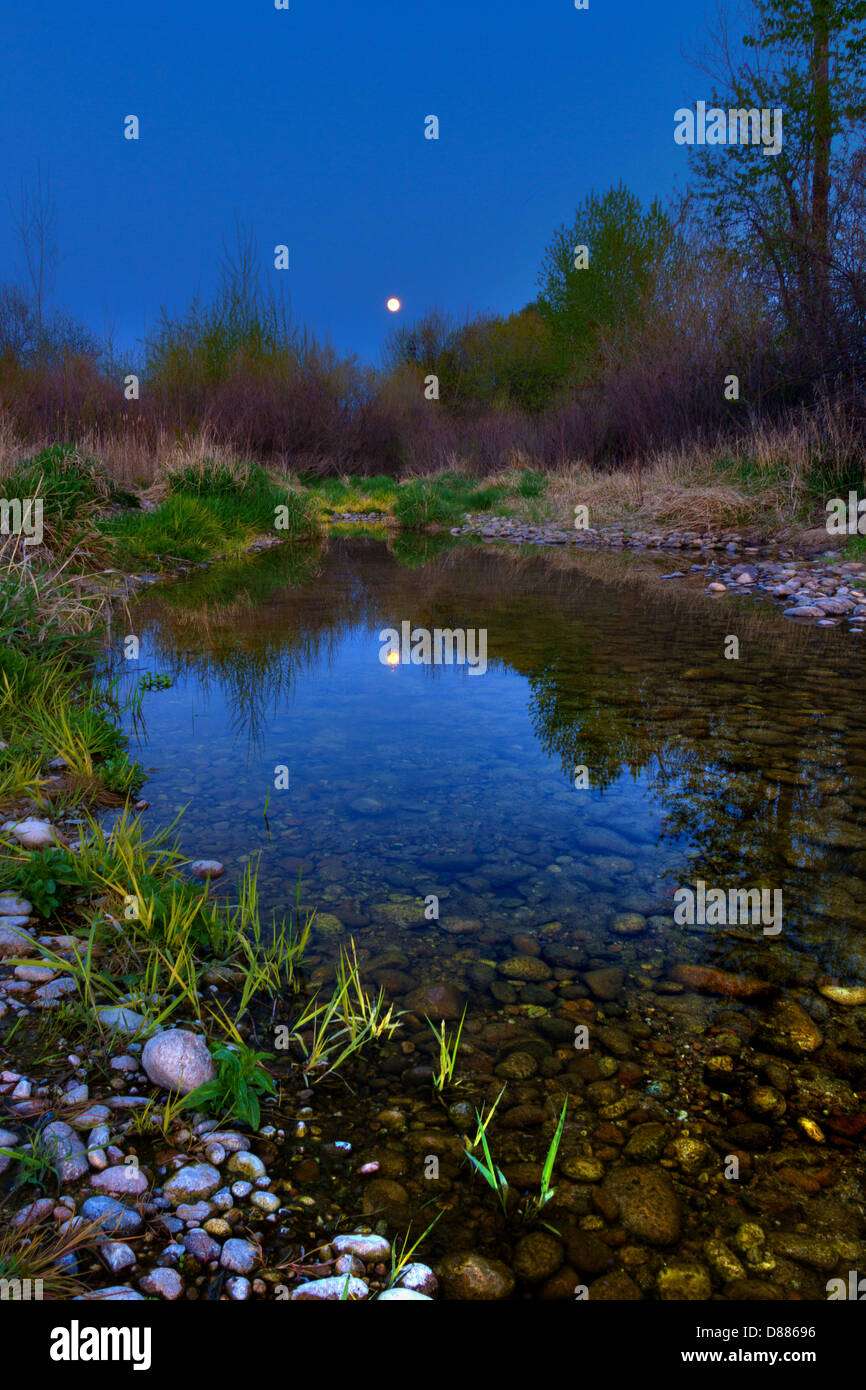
xmin=437 ymin=1252 xmax=516 ymax=1300
xmin=141 ymin=1029 xmax=215 ymax=1094
xmin=163 ymin=1163 xmax=222 ymax=1206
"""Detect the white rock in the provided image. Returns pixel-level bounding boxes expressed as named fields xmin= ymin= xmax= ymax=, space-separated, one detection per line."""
xmin=203 ymin=1131 xmax=247 ymax=1152
xmin=90 ymin=1165 xmax=148 ymax=1197
xmin=74 ymin=1285 xmax=144 ymax=1300
xmin=97 ymin=1006 xmax=146 ymax=1037
xmin=31 ymin=975 xmax=76 ymax=1004
xmin=0 ymin=1127 xmax=19 ymax=1177
xmin=376 ymin=1288 xmax=433 ymax=1300
xmin=397 ymin=1262 xmax=438 ymax=1296
xmin=139 ymin=1268 xmax=183 ymax=1300
xmin=99 ymin=1241 xmax=137 ymax=1274
xmin=41 ymin=1120 xmax=89 ymax=1182
xmin=226 ymin=1150 xmax=265 ymax=1180
xmin=0 ymin=895 xmax=32 ymax=916
xmin=250 ymin=1191 xmax=279 ymax=1213
xmin=289 ymin=1275 xmax=368 ymax=1300
xmin=0 ymin=922 xmax=37 ymax=958
xmin=141 ymin=1029 xmax=215 ymax=1094
xmin=331 ymin=1233 xmax=391 ymax=1262
xmin=163 ymin=1163 xmax=222 ymax=1206
xmin=14 ymin=964 xmax=57 ymax=983
xmin=2 ymin=818 xmax=60 ymax=849
xmin=70 ymin=1104 xmax=111 ymax=1131
xmin=219 ymin=1238 xmax=260 ymax=1274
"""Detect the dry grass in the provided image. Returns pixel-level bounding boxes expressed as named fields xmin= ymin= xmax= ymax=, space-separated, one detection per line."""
xmin=0 ymin=388 xmax=860 ymax=539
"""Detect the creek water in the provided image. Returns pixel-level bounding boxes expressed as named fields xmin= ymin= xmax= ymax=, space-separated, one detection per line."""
xmin=112 ymin=534 xmax=866 ymax=1296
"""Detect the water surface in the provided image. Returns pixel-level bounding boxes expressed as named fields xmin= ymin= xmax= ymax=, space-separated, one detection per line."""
xmin=112 ymin=536 xmax=866 ymax=1295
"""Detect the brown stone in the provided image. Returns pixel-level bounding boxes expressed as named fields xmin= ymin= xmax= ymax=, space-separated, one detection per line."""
xmin=670 ymin=965 xmax=776 ymax=999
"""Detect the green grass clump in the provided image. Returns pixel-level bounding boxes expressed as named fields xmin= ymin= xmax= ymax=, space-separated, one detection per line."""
xmin=392 ymin=480 xmax=462 ymax=528
xmin=841 ymin=533 xmax=866 ymax=559
xmin=0 ymin=444 xmax=118 ymax=557
xmin=348 ymin=474 xmax=399 ymax=498
xmin=515 ymin=469 xmax=548 ymax=499
xmin=274 ymin=489 xmax=321 ymax=537
xmin=392 ymin=474 xmax=508 ymax=528
xmin=103 ymin=494 xmax=235 ymax=566
xmin=104 ymin=458 xmax=318 ymax=567
xmin=166 ymin=458 xmax=288 ymax=531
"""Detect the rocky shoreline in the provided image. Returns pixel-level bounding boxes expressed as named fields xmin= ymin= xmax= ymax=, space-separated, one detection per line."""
xmin=447 ymin=515 xmax=866 ymax=630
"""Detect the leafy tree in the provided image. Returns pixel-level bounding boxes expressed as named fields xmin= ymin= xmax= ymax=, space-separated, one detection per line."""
xmin=384 ymin=304 xmax=565 ymax=412
xmin=536 ymin=184 xmax=676 ymax=374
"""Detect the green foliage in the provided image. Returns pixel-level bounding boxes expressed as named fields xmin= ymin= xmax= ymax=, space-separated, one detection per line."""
xmin=389 ymin=531 xmax=461 ymax=567
xmin=1 ymin=444 xmax=113 ymax=527
xmin=348 ymin=474 xmax=399 ymax=497
xmin=537 ymin=184 xmax=675 ymax=372
xmin=6 ymin=847 xmax=81 ymax=917
xmin=524 ymin=1099 xmax=568 ymax=1220
xmin=842 ymin=532 xmax=866 ymax=559
xmin=719 ymin=455 xmax=789 ymax=491
xmin=0 ymin=645 xmax=42 ymax=697
xmin=99 ymin=751 xmax=146 ymax=797
xmin=145 ymin=225 xmax=302 ymax=391
xmin=801 ymin=450 xmax=865 ymax=502
xmin=515 ymin=469 xmax=548 ymax=499
xmin=104 ymin=495 xmax=233 ymax=566
xmin=136 ymin=672 xmax=172 ymax=692
xmin=386 ymin=305 xmax=565 ymax=413
xmin=61 ymin=703 xmax=126 ymax=762
xmin=427 ymin=1007 xmax=466 ymax=1091
xmin=166 ymin=458 xmax=289 ymax=530
xmin=0 ymin=1126 xmax=63 ymax=1195
xmin=181 ymin=1041 xmax=277 ymax=1129
xmin=392 ymin=480 xmax=463 ymax=528
xmin=392 ymin=474 xmax=507 ymax=529
xmin=274 ymin=489 xmax=321 ymax=537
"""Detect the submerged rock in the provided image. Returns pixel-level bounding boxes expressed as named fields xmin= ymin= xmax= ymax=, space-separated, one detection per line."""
xmin=512 ymin=1232 xmax=564 ymax=1284
xmin=403 ymin=982 xmax=467 ymax=1021
xmin=437 ymin=1252 xmax=515 ymax=1300
xmin=189 ymin=859 xmax=225 ymax=879
xmin=583 ymin=967 xmax=623 ymax=1000
xmin=760 ymin=999 xmax=824 ymax=1056
xmin=670 ymin=965 xmax=775 ymax=999
xmin=818 ymin=983 xmax=866 ymax=1006
xmin=603 ymin=1166 xmax=682 ymax=1246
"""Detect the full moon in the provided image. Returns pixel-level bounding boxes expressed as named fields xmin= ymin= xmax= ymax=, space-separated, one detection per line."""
xmin=386 ymin=297 xmax=401 ymax=312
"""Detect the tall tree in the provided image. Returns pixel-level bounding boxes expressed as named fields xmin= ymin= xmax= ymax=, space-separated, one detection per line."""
xmin=693 ymin=0 xmax=866 ymax=376
xmin=536 ymin=185 xmax=676 ymax=377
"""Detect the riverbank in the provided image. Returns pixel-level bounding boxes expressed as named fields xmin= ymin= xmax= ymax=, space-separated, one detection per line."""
xmin=0 ymin=522 xmax=434 ymax=1301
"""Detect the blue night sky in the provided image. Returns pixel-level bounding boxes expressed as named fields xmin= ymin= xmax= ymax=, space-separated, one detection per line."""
xmin=0 ymin=0 xmax=711 ymax=365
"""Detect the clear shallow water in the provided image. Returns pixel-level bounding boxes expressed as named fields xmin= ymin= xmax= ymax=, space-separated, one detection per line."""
xmin=108 ymin=536 xmax=866 ymax=1295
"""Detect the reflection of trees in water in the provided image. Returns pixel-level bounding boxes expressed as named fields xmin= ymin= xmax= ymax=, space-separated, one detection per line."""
xmin=120 ymin=535 xmax=866 ymax=896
